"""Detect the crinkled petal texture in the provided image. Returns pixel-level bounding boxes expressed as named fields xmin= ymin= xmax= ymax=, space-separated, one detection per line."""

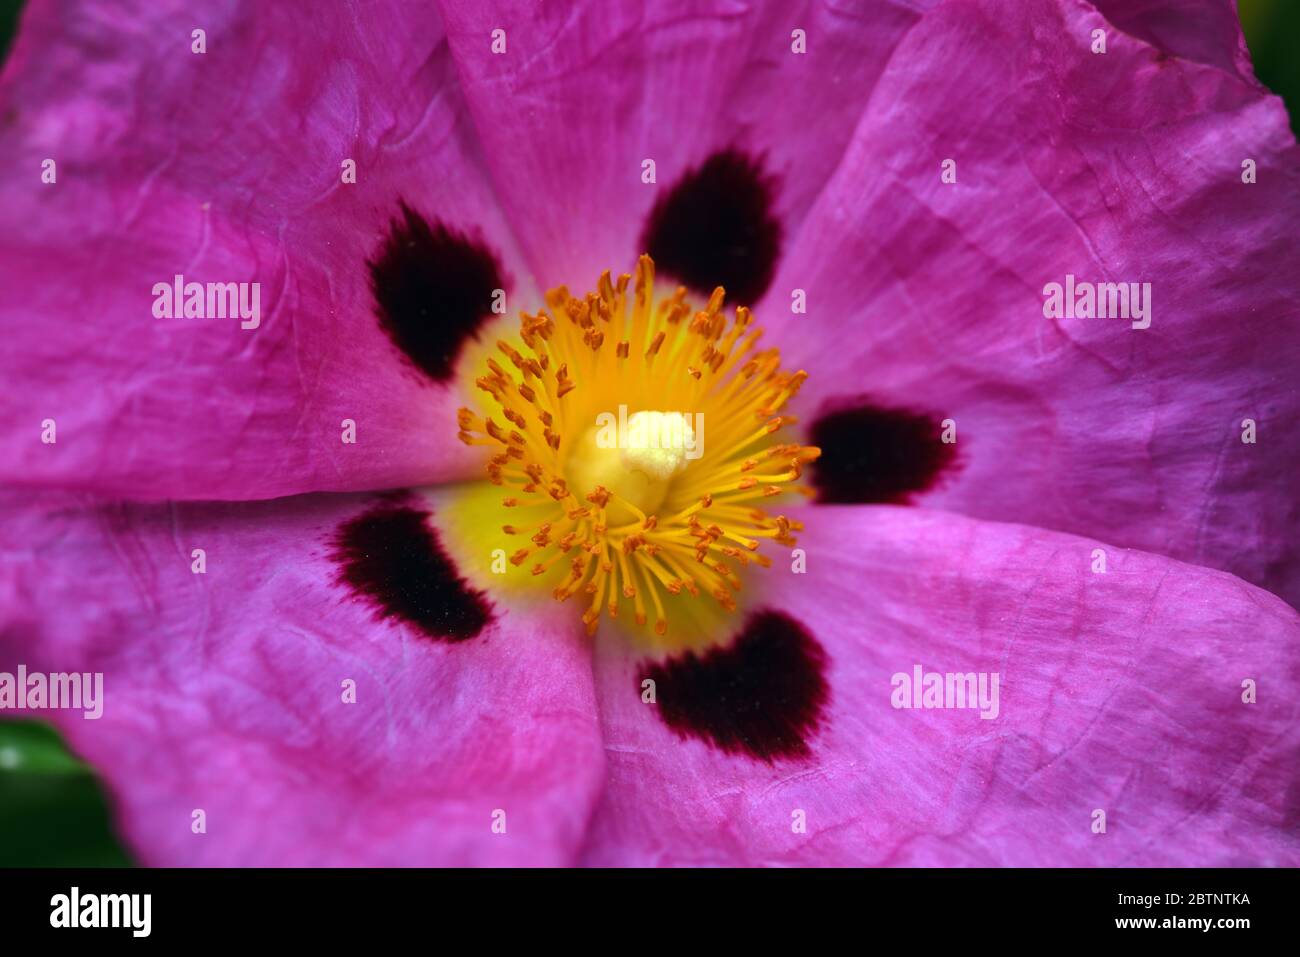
xmin=0 ymin=493 xmax=603 ymax=866
xmin=762 ymin=0 xmax=1300 ymax=603
xmin=2 ymin=0 xmax=1297 ymax=871
xmin=0 ymin=0 xmax=535 ymax=500
xmin=582 ymin=506 xmax=1300 ymax=866
xmin=435 ymin=0 xmax=937 ymax=291
xmin=1093 ymin=0 xmax=1251 ymax=74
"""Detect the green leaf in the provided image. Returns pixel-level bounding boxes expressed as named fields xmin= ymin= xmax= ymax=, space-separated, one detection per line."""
xmin=0 ymin=719 xmax=92 ymax=774
xmin=0 ymin=721 xmax=134 ymax=867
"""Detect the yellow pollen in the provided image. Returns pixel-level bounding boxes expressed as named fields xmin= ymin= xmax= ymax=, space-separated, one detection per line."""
xmin=459 ymin=254 xmax=820 ymax=644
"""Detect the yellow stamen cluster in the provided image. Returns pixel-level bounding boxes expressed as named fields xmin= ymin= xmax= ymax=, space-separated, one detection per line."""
xmin=458 ymin=254 xmax=819 ymax=640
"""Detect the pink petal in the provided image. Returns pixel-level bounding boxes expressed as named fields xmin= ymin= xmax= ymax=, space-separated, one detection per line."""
xmin=434 ymin=0 xmax=935 ymax=289
xmin=0 ymin=491 xmax=603 ymax=866
xmin=1092 ymin=0 xmax=1253 ymax=75
xmin=582 ymin=505 xmax=1300 ymax=866
xmin=765 ymin=0 xmax=1300 ymax=601
xmin=0 ymin=0 xmax=533 ymax=500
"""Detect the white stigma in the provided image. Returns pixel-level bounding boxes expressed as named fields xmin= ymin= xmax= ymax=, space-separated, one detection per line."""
xmin=620 ymin=410 xmax=695 ymax=481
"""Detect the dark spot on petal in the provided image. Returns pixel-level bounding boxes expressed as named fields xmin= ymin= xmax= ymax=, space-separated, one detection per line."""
xmin=332 ymin=497 xmax=491 ymax=642
xmin=643 ymin=609 xmax=829 ymax=762
xmin=640 ymin=149 xmax=782 ymax=307
xmin=808 ymin=398 xmax=959 ymax=504
xmin=368 ymin=202 xmax=506 ymax=383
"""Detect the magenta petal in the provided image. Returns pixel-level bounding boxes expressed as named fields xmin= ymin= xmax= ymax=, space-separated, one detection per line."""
xmin=582 ymin=505 xmax=1300 ymax=866
xmin=765 ymin=0 xmax=1300 ymax=602
xmin=0 ymin=492 xmax=603 ymax=866
xmin=434 ymin=0 xmax=934 ymax=289
xmin=0 ymin=0 xmax=534 ymax=500
xmin=1092 ymin=0 xmax=1253 ymax=75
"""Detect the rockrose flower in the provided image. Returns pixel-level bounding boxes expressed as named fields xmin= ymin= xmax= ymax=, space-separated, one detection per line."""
xmin=1 ymin=0 xmax=1298 ymax=866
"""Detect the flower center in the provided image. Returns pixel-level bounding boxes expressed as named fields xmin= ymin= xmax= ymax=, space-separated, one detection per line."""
xmin=457 ymin=254 xmax=819 ymax=644
xmin=565 ymin=410 xmax=695 ymax=523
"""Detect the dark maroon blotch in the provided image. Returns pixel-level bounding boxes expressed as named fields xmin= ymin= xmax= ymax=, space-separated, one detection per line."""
xmin=639 ymin=149 xmax=782 ymax=307
xmin=332 ymin=498 xmax=491 ymax=642
xmin=643 ymin=609 xmax=829 ymax=762
xmin=808 ymin=398 xmax=959 ymax=504
xmin=368 ymin=202 xmax=505 ymax=383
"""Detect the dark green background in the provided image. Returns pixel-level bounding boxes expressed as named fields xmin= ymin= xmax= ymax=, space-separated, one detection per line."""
xmin=0 ymin=0 xmax=1296 ymax=867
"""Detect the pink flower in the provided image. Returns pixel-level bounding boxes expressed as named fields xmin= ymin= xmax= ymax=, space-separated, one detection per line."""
xmin=1 ymin=0 xmax=1298 ymax=866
